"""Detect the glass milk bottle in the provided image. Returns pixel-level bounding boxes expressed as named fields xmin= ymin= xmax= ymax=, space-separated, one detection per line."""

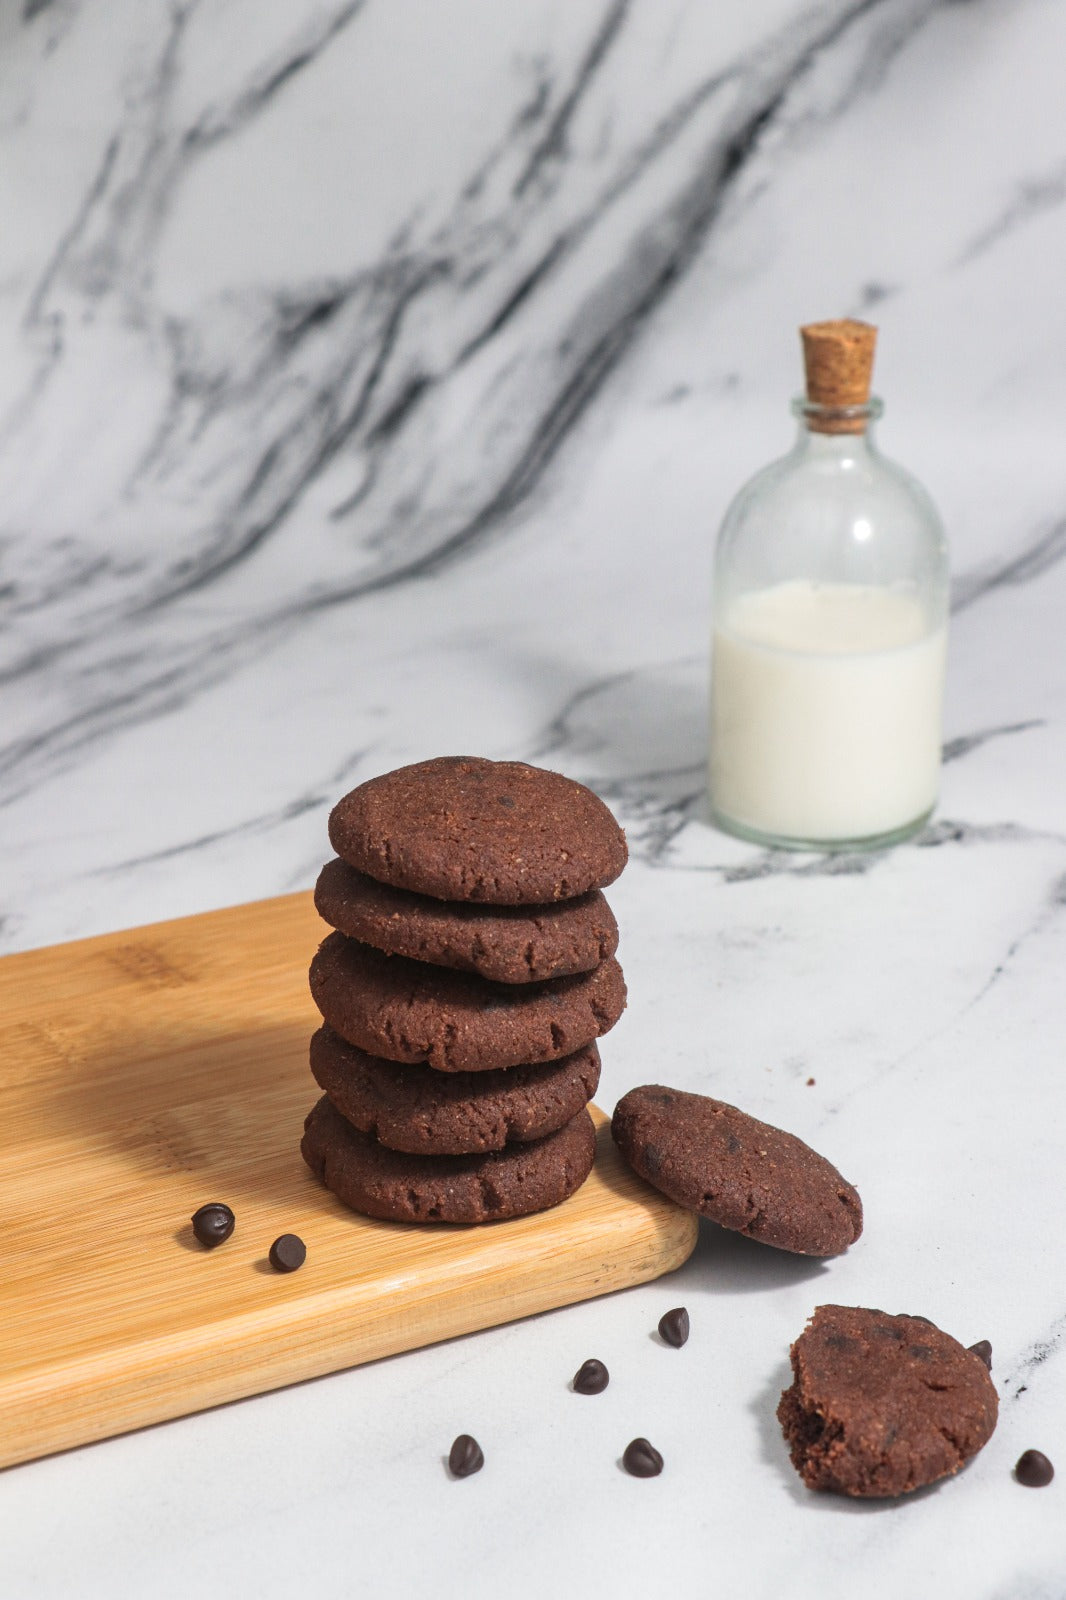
xmin=708 ymin=319 xmax=949 ymax=850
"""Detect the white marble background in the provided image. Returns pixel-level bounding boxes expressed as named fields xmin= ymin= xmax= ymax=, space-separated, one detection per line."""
xmin=3 ymin=2 xmax=1066 ymax=1596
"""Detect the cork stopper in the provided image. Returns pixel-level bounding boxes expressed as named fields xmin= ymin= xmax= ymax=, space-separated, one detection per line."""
xmin=800 ymin=318 xmax=877 ymax=433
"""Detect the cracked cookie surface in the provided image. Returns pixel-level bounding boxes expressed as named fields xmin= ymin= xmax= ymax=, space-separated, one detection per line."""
xmin=610 ymin=1085 xmax=861 ymax=1256
xmin=309 ymin=1025 xmax=600 ymax=1155
xmin=314 ymin=857 xmax=618 ymax=983
xmin=777 ymin=1305 xmax=998 ymax=1497
xmin=309 ymin=932 xmax=626 ymax=1073
xmin=301 ymin=1095 xmax=597 ymax=1223
xmin=327 ymin=756 xmax=627 ymax=903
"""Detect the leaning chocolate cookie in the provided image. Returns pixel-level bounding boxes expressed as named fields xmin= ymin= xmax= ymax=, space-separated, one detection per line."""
xmin=301 ymin=1096 xmax=597 ymax=1223
xmin=309 ymin=1026 xmax=600 ymax=1155
xmin=309 ymin=933 xmax=626 ymax=1073
xmin=314 ymin=857 xmax=618 ymax=983
xmin=610 ymin=1085 xmax=861 ymax=1256
xmin=778 ymin=1305 xmax=999 ymax=1497
xmin=327 ymin=756 xmax=627 ymax=903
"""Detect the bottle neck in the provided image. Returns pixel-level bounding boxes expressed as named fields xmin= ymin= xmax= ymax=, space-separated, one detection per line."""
xmin=791 ymin=395 xmax=883 ymax=451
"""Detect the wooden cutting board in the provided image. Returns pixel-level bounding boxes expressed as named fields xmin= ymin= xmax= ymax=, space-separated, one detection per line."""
xmin=0 ymin=893 xmax=697 ymax=1470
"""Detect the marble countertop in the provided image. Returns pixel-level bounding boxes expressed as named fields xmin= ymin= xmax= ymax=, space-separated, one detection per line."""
xmin=4 ymin=2 xmax=1065 ymax=1595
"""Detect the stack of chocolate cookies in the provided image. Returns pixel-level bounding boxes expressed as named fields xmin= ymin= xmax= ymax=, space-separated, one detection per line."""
xmin=301 ymin=756 xmax=628 ymax=1225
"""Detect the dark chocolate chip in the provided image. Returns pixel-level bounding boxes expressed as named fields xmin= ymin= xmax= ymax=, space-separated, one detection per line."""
xmin=623 ymin=1438 xmax=663 ymax=1478
xmin=968 ymin=1339 xmax=992 ymax=1370
xmin=573 ymin=1359 xmax=609 ymax=1395
xmin=825 ymin=1332 xmax=855 ymax=1351
xmin=1015 ymin=1449 xmax=1054 ymax=1487
xmin=658 ymin=1307 xmax=690 ymax=1348
xmin=449 ymin=1434 xmax=484 ymax=1478
xmin=268 ymin=1233 xmax=306 ymax=1272
xmin=191 ymin=1202 xmax=234 ymax=1248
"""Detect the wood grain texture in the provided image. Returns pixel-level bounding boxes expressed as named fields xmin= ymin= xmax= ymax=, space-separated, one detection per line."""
xmin=0 ymin=893 xmax=697 ymax=1470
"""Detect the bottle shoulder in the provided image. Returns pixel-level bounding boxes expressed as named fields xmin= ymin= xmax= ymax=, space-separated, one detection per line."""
xmin=713 ymin=434 xmax=948 ymax=607
xmin=721 ymin=440 xmax=941 ymax=524
xmin=870 ymin=447 xmax=946 ymax=537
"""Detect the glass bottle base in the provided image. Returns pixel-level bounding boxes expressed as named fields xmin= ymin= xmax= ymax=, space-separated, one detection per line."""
xmin=709 ymin=804 xmax=935 ymax=854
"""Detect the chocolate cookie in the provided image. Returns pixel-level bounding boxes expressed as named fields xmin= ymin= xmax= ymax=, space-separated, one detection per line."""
xmin=314 ymin=857 xmax=618 ymax=983
xmin=310 ymin=1025 xmax=600 ymax=1155
xmin=309 ymin=933 xmax=626 ymax=1073
xmin=301 ymin=1095 xmax=597 ymax=1223
xmin=610 ymin=1086 xmax=861 ymax=1256
xmin=778 ymin=1305 xmax=999 ymax=1497
xmin=327 ymin=757 xmax=627 ymax=904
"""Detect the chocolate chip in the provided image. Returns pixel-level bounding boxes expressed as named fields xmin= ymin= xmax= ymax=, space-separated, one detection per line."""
xmin=449 ymin=1434 xmax=484 ymax=1478
xmin=658 ymin=1307 xmax=689 ymax=1348
xmin=968 ymin=1339 xmax=992 ymax=1370
xmin=573 ymin=1359 xmax=609 ymax=1394
xmin=623 ymin=1438 xmax=663 ymax=1478
xmin=825 ymin=1332 xmax=855 ymax=1351
xmin=191 ymin=1202 xmax=234 ymax=1248
xmin=1015 ymin=1449 xmax=1054 ymax=1487
xmin=268 ymin=1233 xmax=306 ymax=1272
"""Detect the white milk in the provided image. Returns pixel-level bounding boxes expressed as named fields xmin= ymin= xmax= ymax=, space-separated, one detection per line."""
xmin=709 ymin=581 xmax=947 ymax=844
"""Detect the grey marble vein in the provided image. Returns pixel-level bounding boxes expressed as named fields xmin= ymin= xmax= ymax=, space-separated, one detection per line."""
xmin=530 ymin=650 xmax=1060 ymax=875
xmin=707 ymin=817 xmax=1066 ymax=883
xmin=938 ymin=865 xmax=1066 ymax=1019
xmin=1005 ymin=1310 xmax=1066 ymax=1397
xmin=0 ymin=0 xmax=947 ymax=812
xmin=942 ymin=720 xmax=1045 ymax=763
xmin=952 ymin=518 xmax=1066 ymax=614
xmin=958 ymin=160 xmax=1066 ymax=265
xmin=94 ymin=747 xmax=371 ymax=875
xmin=187 ymin=2 xmax=367 ymax=148
xmin=5 ymin=4 xmax=1066 ymax=1590
xmin=819 ymin=854 xmax=1066 ymax=1133
xmin=512 ymin=0 xmax=631 ymax=200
